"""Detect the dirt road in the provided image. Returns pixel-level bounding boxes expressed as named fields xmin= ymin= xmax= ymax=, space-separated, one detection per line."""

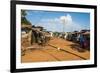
xmin=21 ymin=37 xmax=90 ymax=63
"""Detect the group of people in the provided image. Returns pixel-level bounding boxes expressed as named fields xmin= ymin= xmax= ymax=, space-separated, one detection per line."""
xmin=53 ymin=31 xmax=90 ymax=49
xmin=77 ymin=33 xmax=90 ymax=49
xmin=31 ymin=30 xmax=51 ymax=46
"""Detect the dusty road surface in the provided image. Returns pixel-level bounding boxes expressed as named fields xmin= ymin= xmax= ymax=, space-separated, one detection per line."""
xmin=21 ymin=37 xmax=90 ymax=63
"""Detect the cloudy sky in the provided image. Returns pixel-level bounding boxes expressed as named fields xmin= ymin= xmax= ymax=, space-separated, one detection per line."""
xmin=25 ymin=10 xmax=90 ymax=32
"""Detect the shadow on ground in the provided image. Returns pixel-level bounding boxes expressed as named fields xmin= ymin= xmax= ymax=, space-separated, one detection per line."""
xmin=68 ymin=44 xmax=89 ymax=52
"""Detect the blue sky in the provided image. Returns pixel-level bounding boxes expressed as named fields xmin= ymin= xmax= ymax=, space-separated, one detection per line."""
xmin=25 ymin=10 xmax=90 ymax=32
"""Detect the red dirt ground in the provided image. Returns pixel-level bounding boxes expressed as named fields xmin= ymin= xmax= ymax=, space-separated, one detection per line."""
xmin=21 ymin=37 xmax=90 ymax=63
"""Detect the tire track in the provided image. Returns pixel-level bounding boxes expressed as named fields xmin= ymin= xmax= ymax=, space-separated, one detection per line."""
xmin=39 ymin=49 xmax=61 ymax=61
xmin=48 ymin=44 xmax=87 ymax=60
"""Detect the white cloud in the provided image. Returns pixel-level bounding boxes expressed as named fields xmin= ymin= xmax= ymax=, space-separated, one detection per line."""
xmin=37 ymin=14 xmax=89 ymax=32
xmin=40 ymin=18 xmax=59 ymax=24
xmin=60 ymin=14 xmax=89 ymax=32
xmin=40 ymin=14 xmax=73 ymax=25
xmin=60 ymin=14 xmax=72 ymax=25
xmin=64 ymin=22 xmax=84 ymax=32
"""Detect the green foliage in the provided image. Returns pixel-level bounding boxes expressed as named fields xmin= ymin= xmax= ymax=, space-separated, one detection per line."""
xmin=21 ymin=17 xmax=31 ymax=25
xmin=21 ymin=10 xmax=31 ymax=25
xmin=21 ymin=10 xmax=27 ymax=17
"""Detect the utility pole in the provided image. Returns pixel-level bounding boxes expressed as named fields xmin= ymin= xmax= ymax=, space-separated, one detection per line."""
xmin=63 ymin=18 xmax=66 ymax=33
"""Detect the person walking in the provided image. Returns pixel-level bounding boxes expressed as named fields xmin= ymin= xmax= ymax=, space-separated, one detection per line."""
xmin=79 ymin=33 xmax=85 ymax=48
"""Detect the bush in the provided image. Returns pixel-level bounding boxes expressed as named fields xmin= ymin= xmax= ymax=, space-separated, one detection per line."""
xmin=21 ymin=17 xmax=31 ymax=25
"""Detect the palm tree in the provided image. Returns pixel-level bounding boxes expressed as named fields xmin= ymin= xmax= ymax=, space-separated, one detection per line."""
xmin=21 ymin=10 xmax=31 ymax=25
xmin=21 ymin=10 xmax=27 ymax=18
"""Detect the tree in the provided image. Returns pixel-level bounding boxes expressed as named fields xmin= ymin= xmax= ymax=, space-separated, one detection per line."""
xmin=21 ymin=10 xmax=31 ymax=25
xmin=21 ymin=10 xmax=27 ymax=18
